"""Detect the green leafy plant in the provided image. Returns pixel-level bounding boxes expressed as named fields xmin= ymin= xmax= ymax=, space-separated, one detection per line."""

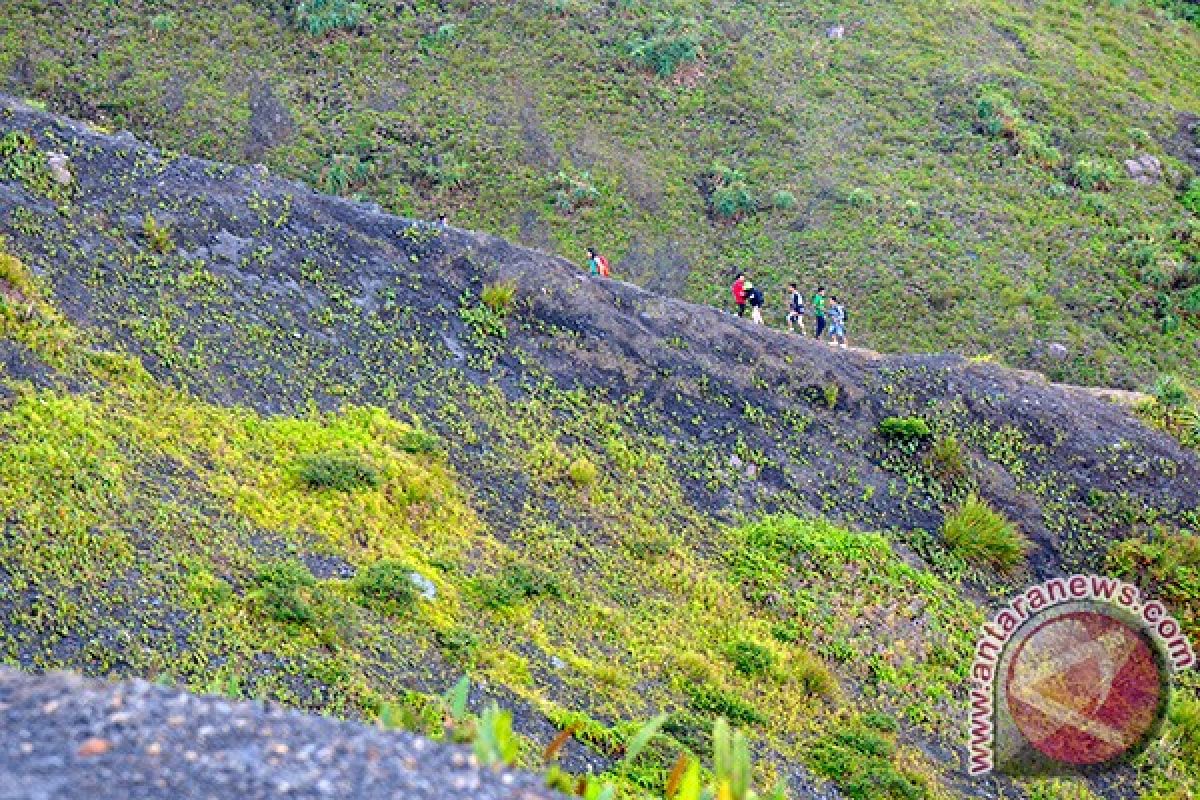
xmin=942 ymin=494 xmax=1028 ymax=570
xmin=142 ymin=213 xmax=174 ymax=254
xmin=474 ymin=564 xmax=562 ymax=610
xmin=353 ymin=560 xmax=419 ymax=614
xmin=878 ymin=417 xmax=932 ymax=453
xmin=474 ymin=704 xmax=520 ymax=767
xmin=294 ymin=0 xmax=364 ymax=36
xmin=925 ymin=435 xmax=968 ymax=482
xmin=548 ymin=169 xmax=600 ymax=214
xmin=567 ymin=456 xmax=599 ymax=487
xmin=251 ymin=559 xmax=317 ymax=624
xmin=1069 ymin=156 xmax=1119 ymax=191
xmin=399 ymin=428 xmax=441 ymax=454
xmin=1183 ymin=178 xmax=1200 ymax=214
xmin=626 ymin=20 xmax=699 ymax=77
xmin=297 ymin=451 xmax=381 ymax=491
xmin=481 ymin=280 xmax=518 ymax=313
xmin=706 ymin=163 xmax=757 ymax=221
xmin=727 ymin=641 xmax=775 ymax=676
xmin=683 ymin=683 xmax=765 ymax=726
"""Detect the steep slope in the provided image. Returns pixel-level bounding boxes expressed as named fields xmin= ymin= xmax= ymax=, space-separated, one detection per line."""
xmin=1 ymin=98 xmax=1199 ymax=799
xmin=2 ymin=0 xmax=1198 ymax=388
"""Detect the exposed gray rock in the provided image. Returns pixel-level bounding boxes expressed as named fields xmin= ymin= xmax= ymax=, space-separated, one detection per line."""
xmin=1124 ymin=153 xmax=1162 ymax=185
xmin=45 ymin=153 xmax=71 ymax=186
xmin=0 ymin=668 xmax=563 ymax=800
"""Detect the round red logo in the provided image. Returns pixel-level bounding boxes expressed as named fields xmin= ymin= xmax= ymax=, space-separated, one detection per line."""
xmin=1003 ymin=608 xmax=1168 ymax=767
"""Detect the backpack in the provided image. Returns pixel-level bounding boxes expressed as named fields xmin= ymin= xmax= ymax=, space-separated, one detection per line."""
xmin=597 ymin=255 xmax=611 ymax=277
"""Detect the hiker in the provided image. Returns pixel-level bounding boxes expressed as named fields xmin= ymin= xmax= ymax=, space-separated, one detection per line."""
xmin=745 ymin=279 xmax=765 ymax=325
xmin=786 ymin=282 xmax=806 ymax=335
xmin=586 ymin=248 xmax=611 ymax=277
xmin=829 ymin=296 xmax=847 ymax=347
xmin=811 ymin=286 xmax=827 ymax=340
xmin=438 ymin=213 xmax=449 ymax=228
xmin=731 ymin=272 xmax=747 ymax=317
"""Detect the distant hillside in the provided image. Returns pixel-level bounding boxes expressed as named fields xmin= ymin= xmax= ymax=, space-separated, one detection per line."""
xmin=1 ymin=0 xmax=1198 ymax=389
xmin=2 ymin=96 xmax=1199 ymax=800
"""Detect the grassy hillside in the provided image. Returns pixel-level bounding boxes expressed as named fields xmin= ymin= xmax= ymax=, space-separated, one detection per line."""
xmin=2 ymin=0 xmax=1199 ymax=390
xmin=2 ymin=95 xmax=1200 ymax=799
xmin=2 ymin=237 xmax=1198 ymax=800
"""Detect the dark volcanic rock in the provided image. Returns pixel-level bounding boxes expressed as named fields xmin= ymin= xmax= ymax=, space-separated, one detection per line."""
xmin=0 ymin=668 xmax=563 ymax=800
xmin=245 ymin=80 xmax=295 ymax=161
xmin=0 ymin=91 xmax=1196 ymax=583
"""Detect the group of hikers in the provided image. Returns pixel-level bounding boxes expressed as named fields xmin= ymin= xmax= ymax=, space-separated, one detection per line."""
xmin=583 ymin=248 xmax=848 ymax=347
xmin=732 ymin=272 xmax=848 ymax=346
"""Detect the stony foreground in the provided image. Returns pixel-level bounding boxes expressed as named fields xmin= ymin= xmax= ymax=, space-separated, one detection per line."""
xmin=0 ymin=669 xmax=561 ymax=800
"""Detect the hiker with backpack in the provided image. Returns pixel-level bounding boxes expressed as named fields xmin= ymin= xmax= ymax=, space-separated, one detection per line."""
xmin=811 ymin=287 xmax=827 ymax=340
xmin=786 ymin=283 xmax=806 ymax=335
xmin=745 ymin=279 xmax=765 ymax=325
xmin=731 ymin=272 xmax=748 ymax=317
xmin=586 ymin=248 xmax=611 ymax=278
xmin=829 ymin=296 xmax=847 ymax=347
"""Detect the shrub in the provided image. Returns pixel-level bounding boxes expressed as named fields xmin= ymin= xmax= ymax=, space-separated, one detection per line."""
xmin=925 ymin=435 xmax=968 ymax=482
xmin=1183 ymin=178 xmax=1200 ymax=214
xmin=143 ymin=213 xmax=173 ymax=254
xmin=772 ymin=190 xmax=797 ymax=210
xmin=1069 ymin=157 xmax=1119 ymax=191
xmin=942 ymin=494 xmax=1028 ymax=570
xmin=298 ymin=452 xmax=381 ymax=491
xmin=626 ymin=30 xmax=699 ymax=77
xmin=399 ymin=428 xmax=440 ymax=454
xmin=353 ymin=560 xmax=418 ymax=614
xmin=793 ymin=649 xmax=837 ymax=699
xmin=567 ymin=456 xmax=599 ymax=487
xmin=683 ymin=683 xmax=765 ymax=726
xmin=846 ymin=187 xmax=874 ymax=208
xmin=294 ymin=0 xmax=364 ymax=36
xmin=480 ymin=280 xmax=517 ymax=313
xmin=548 ymin=169 xmax=600 ymax=214
xmin=707 ymin=163 xmax=757 ymax=221
xmin=474 ymin=563 xmax=562 ymax=609
xmin=878 ymin=416 xmax=932 ymax=440
xmin=252 ymin=559 xmax=317 ymax=624
xmin=727 ymin=641 xmax=775 ymax=676
xmin=0 ymin=249 xmax=33 ymax=298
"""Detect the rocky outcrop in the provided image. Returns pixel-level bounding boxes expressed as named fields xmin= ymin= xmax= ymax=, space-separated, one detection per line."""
xmin=0 ymin=668 xmax=561 ymax=800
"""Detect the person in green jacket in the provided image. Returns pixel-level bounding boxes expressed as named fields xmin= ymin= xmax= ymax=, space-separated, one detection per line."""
xmin=812 ymin=287 xmax=827 ymax=340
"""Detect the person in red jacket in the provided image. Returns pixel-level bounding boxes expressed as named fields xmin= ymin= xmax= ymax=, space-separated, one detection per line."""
xmin=731 ymin=272 xmax=747 ymax=317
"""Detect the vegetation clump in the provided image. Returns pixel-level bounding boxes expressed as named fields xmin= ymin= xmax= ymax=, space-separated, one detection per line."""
xmin=942 ymin=494 xmax=1028 ymax=570
xmin=353 ymin=560 xmax=419 ymax=614
xmin=809 ymin=716 xmax=927 ymax=800
xmin=294 ymin=0 xmax=364 ymax=36
xmin=298 ymin=451 xmax=381 ymax=491
xmin=474 ymin=563 xmax=562 ymax=610
xmin=251 ymin=559 xmax=317 ymax=624
xmin=726 ymin=640 xmax=774 ymax=676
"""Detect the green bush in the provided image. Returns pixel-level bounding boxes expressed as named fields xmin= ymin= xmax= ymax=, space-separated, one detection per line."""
xmin=683 ymin=683 xmax=765 ymax=726
xmin=925 ymin=435 xmax=967 ymax=482
xmin=142 ymin=213 xmax=173 ymax=254
xmin=771 ymin=190 xmax=797 ymax=210
xmin=399 ymin=428 xmax=441 ymax=454
xmin=809 ymin=720 xmax=927 ymax=800
xmin=707 ymin=163 xmax=758 ymax=221
xmin=567 ymin=456 xmax=599 ymax=487
xmin=793 ymin=649 xmax=837 ymax=699
xmin=1069 ymin=157 xmax=1119 ymax=191
xmin=548 ymin=169 xmax=600 ymax=214
xmin=727 ymin=641 xmax=775 ymax=676
xmin=942 ymin=494 xmax=1028 ymax=570
xmin=1184 ymin=179 xmax=1200 ymax=214
xmin=353 ymin=559 xmax=418 ymax=614
xmin=294 ymin=0 xmax=364 ymax=36
xmin=298 ymin=452 xmax=381 ymax=491
xmin=878 ymin=416 xmax=932 ymax=440
xmin=627 ymin=31 xmax=699 ymax=77
xmin=474 ymin=563 xmax=562 ymax=609
xmin=252 ymin=560 xmax=317 ymax=624
xmin=481 ymin=280 xmax=518 ymax=313
xmin=846 ymin=187 xmax=875 ymax=208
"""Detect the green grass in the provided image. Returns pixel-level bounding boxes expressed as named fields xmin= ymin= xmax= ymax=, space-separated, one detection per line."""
xmin=941 ymin=494 xmax=1029 ymax=570
xmin=2 ymin=0 xmax=1198 ymax=387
